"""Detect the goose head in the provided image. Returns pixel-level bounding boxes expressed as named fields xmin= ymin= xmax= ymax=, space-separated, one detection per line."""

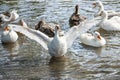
xmin=55 ymin=25 xmax=61 ymax=35
xmin=4 ymin=26 xmax=11 ymax=31
xmin=19 ymin=19 xmax=28 ymax=27
xmin=55 ymin=25 xmax=64 ymax=37
xmin=92 ymin=0 xmax=103 ymax=8
xmin=93 ymin=31 xmax=101 ymax=40
xmin=10 ymin=10 xmax=19 ymax=20
xmin=99 ymin=10 xmax=108 ymax=18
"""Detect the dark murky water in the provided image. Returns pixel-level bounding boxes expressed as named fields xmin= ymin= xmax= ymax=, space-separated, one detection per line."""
xmin=0 ymin=0 xmax=120 ymax=80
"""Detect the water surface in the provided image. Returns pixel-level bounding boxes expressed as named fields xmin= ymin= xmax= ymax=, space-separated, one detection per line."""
xmin=0 ymin=0 xmax=120 ymax=80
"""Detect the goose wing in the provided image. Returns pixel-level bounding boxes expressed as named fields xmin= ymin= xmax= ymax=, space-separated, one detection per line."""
xmin=65 ymin=17 xmax=102 ymax=48
xmin=10 ymin=24 xmax=52 ymax=50
xmin=108 ymin=12 xmax=120 ymax=19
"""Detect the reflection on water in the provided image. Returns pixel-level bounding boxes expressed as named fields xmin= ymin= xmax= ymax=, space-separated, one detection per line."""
xmin=2 ymin=42 xmax=19 ymax=56
xmin=0 ymin=0 xmax=120 ymax=79
xmin=49 ymin=57 xmax=69 ymax=80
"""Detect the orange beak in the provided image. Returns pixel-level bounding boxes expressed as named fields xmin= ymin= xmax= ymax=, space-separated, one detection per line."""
xmin=97 ymin=35 xmax=101 ymax=40
xmin=4 ymin=26 xmax=10 ymax=31
xmin=92 ymin=3 xmax=97 ymax=8
xmin=83 ymin=16 xmax=87 ymax=19
xmin=99 ymin=11 xmax=103 ymax=16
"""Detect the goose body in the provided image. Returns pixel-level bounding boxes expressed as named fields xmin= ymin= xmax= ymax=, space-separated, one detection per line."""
xmin=80 ymin=32 xmax=106 ymax=47
xmin=93 ymin=1 xmax=120 ymax=19
xmin=69 ymin=5 xmax=86 ymax=27
xmin=1 ymin=26 xmax=18 ymax=43
xmin=11 ymin=19 xmax=101 ymax=57
xmin=48 ymin=27 xmax=67 ymax=57
xmin=99 ymin=10 xmax=120 ymax=31
xmin=0 ymin=10 xmax=19 ymax=23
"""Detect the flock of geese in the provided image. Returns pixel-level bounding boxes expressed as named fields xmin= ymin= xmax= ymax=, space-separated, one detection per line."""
xmin=0 ymin=0 xmax=120 ymax=57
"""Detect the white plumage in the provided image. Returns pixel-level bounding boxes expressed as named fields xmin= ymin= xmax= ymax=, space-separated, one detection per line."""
xmin=0 ymin=10 xmax=19 ymax=23
xmin=10 ymin=18 xmax=101 ymax=57
xmin=80 ymin=32 xmax=106 ymax=47
xmin=99 ymin=10 xmax=120 ymax=31
xmin=1 ymin=26 xmax=18 ymax=43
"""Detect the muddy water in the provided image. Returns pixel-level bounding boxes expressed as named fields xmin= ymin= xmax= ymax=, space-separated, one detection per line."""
xmin=0 ymin=0 xmax=120 ymax=80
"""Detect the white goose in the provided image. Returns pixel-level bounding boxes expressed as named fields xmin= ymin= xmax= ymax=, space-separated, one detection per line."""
xmin=80 ymin=31 xmax=106 ymax=47
xmin=98 ymin=10 xmax=120 ymax=31
xmin=9 ymin=19 xmax=101 ymax=57
xmin=0 ymin=10 xmax=19 ymax=23
xmin=93 ymin=0 xmax=120 ymax=18
xmin=1 ymin=25 xmax=18 ymax=43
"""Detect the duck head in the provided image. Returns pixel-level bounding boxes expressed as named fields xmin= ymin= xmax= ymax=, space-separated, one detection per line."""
xmin=75 ymin=4 xmax=79 ymax=14
xmin=35 ymin=20 xmax=46 ymax=30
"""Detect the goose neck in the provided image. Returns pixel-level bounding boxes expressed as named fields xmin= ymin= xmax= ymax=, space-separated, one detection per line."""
xmin=103 ymin=12 xmax=108 ymax=21
xmin=98 ymin=4 xmax=104 ymax=14
xmin=55 ymin=30 xmax=59 ymax=38
xmin=97 ymin=12 xmax=108 ymax=26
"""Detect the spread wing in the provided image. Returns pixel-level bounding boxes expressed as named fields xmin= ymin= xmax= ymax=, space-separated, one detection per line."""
xmin=10 ymin=24 xmax=52 ymax=50
xmin=65 ymin=17 xmax=102 ymax=48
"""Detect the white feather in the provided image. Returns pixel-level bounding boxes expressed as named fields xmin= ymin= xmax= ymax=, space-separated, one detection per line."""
xmin=65 ymin=17 xmax=102 ymax=48
xmin=10 ymin=18 xmax=102 ymax=57
xmin=0 ymin=9 xmax=19 ymax=23
xmin=11 ymin=24 xmax=52 ymax=50
xmin=80 ymin=32 xmax=106 ymax=47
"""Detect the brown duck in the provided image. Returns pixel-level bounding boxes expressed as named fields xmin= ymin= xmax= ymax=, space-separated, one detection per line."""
xmin=69 ymin=5 xmax=86 ymax=27
xmin=35 ymin=20 xmax=58 ymax=37
xmin=35 ymin=20 xmax=64 ymax=37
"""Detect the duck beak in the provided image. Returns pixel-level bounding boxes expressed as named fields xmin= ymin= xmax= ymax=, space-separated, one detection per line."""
xmin=92 ymin=3 xmax=97 ymax=8
xmin=4 ymin=26 xmax=10 ymax=31
xmin=97 ymin=35 xmax=101 ymax=40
